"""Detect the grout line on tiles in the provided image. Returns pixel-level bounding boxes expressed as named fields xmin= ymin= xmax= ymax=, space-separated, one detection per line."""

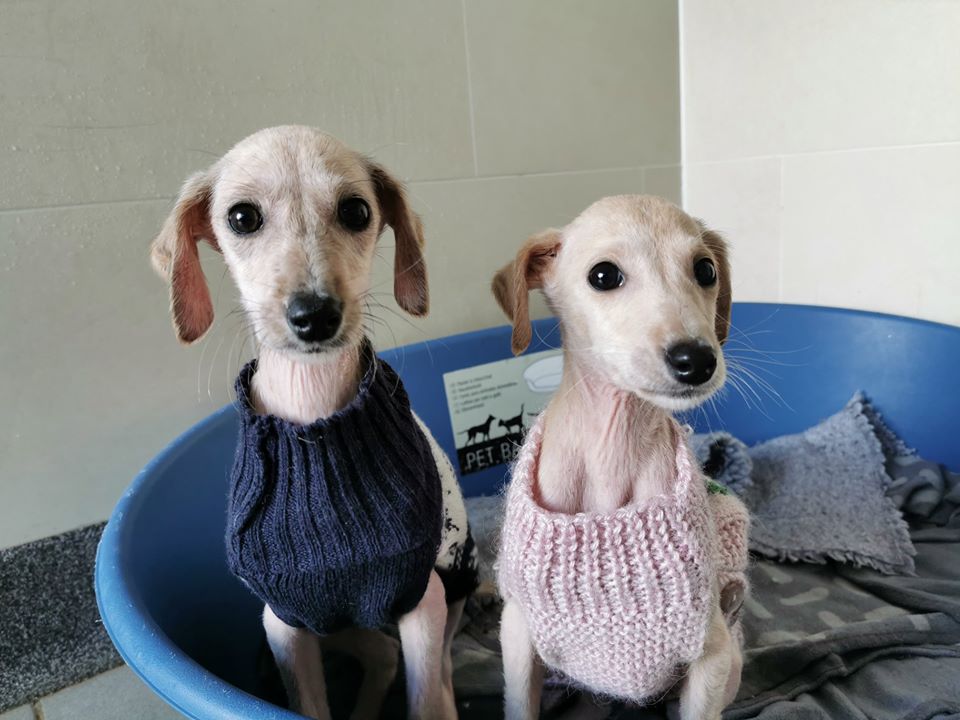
xmin=635 ymin=162 xmax=682 ymax=170
xmin=0 ymin=196 xmax=172 ymax=216
xmin=1 ymin=162 xmax=685 ymax=215
xmin=460 ymin=0 xmax=480 ymax=177
xmin=409 ymin=164 xmax=659 ymax=188
xmin=1 ymin=159 xmax=682 ymax=217
xmin=684 ymin=139 xmax=960 ymax=168
xmin=678 ymin=0 xmax=688 ymax=208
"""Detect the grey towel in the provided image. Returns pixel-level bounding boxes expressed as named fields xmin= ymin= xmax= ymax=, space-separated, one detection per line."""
xmin=741 ymin=394 xmax=916 ymax=575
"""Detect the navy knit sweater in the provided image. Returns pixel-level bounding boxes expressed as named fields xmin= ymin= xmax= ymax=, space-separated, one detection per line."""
xmin=226 ymin=353 xmax=445 ymax=635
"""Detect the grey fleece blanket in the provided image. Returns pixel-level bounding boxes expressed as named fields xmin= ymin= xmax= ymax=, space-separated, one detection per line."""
xmin=741 ymin=395 xmax=916 ymax=575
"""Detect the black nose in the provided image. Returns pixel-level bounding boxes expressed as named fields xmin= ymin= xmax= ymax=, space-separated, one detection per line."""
xmin=665 ymin=341 xmax=717 ymax=386
xmin=286 ymin=293 xmax=343 ymax=343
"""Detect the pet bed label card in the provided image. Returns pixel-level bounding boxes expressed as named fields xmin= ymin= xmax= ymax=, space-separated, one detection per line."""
xmin=443 ymin=350 xmax=563 ymax=476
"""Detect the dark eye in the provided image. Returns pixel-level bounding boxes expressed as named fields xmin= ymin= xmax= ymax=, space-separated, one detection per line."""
xmin=338 ymin=196 xmax=371 ymax=232
xmin=227 ymin=203 xmax=263 ymax=235
xmin=588 ymin=261 xmax=625 ymax=291
xmin=694 ymin=257 xmax=717 ymax=287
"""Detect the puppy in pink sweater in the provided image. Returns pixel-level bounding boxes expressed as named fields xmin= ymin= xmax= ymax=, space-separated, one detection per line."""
xmin=492 ymin=196 xmax=750 ymax=720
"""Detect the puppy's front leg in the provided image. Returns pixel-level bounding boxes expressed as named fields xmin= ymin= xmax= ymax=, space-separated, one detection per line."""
xmin=441 ymin=598 xmax=466 ymax=702
xmin=263 ymin=604 xmax=331 ymax=720
xmin=321 ymin=628 xmax=400 ymax=720
xmin=501 ymin=598 xmax=544 ymax=720
xmin=679 ymin=606 xmax=735 ymax=720
xmin=399 ymin=570 xmax=456 ymax=720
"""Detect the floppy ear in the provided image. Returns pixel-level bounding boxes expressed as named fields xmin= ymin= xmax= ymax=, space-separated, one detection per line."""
xmin=367 ymin=162 xmax=428 ymax=316
xmin=150 ymin=171 xmax=218 ymax=344
xmin=699 ymin=225 xmax=732 ymax=344
xmin=491 ymin=229 xmax=561 ymax=355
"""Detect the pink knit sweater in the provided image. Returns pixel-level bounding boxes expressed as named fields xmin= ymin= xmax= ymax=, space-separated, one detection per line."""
xmin=497 ymin=419 xmax=750 ymax=702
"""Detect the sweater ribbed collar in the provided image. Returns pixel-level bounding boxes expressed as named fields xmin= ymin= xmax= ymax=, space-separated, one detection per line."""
xmin=234 ymin=340 xmax=408 ymax=438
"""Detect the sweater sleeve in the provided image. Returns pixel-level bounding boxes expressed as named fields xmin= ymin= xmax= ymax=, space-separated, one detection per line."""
xmin=708 ymin=492 xmax=750 ymax=626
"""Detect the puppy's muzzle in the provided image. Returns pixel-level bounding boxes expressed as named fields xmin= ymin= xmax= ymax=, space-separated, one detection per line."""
xmin=286 ymin=292 xmax=343 ymax=344
xmin=665 ymin=341 xmax=717 ymax=386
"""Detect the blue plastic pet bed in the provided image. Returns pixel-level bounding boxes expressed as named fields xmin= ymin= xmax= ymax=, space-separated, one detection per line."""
xmin=95 ymin=303 xmax=960 ymax=719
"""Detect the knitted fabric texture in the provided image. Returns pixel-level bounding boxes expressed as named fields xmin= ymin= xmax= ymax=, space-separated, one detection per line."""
xmin=711 ymin=492 xmax=750 ymax=601
xmin=497 ymin=419 xmax=750 ymax=703
xmin=227 ymin=354 xmax=445 ymax=635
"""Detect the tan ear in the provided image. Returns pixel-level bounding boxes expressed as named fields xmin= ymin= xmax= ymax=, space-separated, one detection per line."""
xmin=699 ymin=225 xmax=732 ymax=344
xmin=491 ymin=229 xmax=561 ymax=355
xmin=150 ymin=172 xmax=218 ymax=344
xmin=367 ymin=162 xmax=428 ymax=316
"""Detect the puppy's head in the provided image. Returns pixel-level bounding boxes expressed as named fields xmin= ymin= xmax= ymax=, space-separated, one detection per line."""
xmin=151 ymin=125 xmax=427 ymax=357
xmin=492 ymin=195 xmax=731 ymax=411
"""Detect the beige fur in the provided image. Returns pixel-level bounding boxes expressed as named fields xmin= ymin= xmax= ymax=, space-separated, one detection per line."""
xmin=493 ymin=195 xmax=740 ymax=720
xmin=151 ymin=126 xmax=456 ymax=720
xmin=151 ymin=125 xmax=427 ymax=348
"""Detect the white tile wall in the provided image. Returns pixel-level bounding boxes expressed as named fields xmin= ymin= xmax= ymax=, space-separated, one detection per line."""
xmin=681 ymin=0 xmax=960 ymax=327
xmin=684 ymin=159 xmax=781 ymax=302
xmin=642 ymin=166 xmax=683 ymax=204
xmin=0 ymin=2 xmax=680 ymax=546
xmin=465 ymin=0 xmax=680 ymax=175
xmin=683 ymin=0 xmax=960 ymax=163
xmin=0 ymin=202 xmax=243 ymax=548
xmin=780 ymin=144 xmax=960 ymax=324
xmin=0 ymin=0 xmax=475 ymax=209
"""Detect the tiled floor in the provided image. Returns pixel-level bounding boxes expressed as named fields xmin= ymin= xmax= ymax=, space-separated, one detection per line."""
xmin=1 ymin=667 xmax=182 ymax=720
xmin=0 ymin=705 xmax=32 ymax=720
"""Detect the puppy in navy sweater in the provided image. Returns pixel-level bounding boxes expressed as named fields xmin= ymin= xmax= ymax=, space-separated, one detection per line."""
xmin=151 ymin=126 xmax=477 ymax=720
